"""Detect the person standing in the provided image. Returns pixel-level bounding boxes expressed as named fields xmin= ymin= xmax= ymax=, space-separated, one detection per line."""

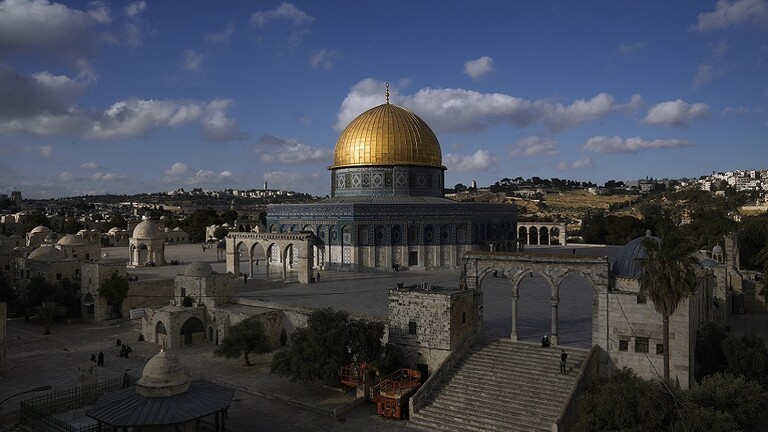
xmin=90 ymin=353 xmax=96 ymax=363
xmin=97 ymin=351 xmax=104 ymax=367
xmin=560 ymin=350 xmax=568 ymax=374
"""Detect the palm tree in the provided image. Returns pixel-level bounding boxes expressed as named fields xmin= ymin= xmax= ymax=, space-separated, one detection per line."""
xmin=37 ymin=301 xmax=58 ymax=335
xmin=636 ymin=230 xmax=699 ymax=381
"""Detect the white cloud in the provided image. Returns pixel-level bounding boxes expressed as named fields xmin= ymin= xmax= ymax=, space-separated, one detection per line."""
xmin=186 ymin=169 xmax=235 ymax=185
xmin=58 ymin=171 xmax=75 ymax=181
xmin=692 ymin=0 xmax=768 ymax=31
xmin=693 ymin=63 xmax=716 ymax=88
xmin=89 ymin=98 xmax=204 ymax=138
xmin=0 ymin=92 xmax=244 ymax=142
xmin=257 ymin=134 xmax=331 ymax=163
xmin=444 ymin=149 xmax=497 ymax=171
xmin=572 ymin=157 xmax=594 ymax=169
xmin=539 ymin=93 xmax=620 ymax=131
xmin=464 ymin=56 xmax=494 ymax=80
xmin=263 ymin=171 xmax=313 ymax=188
xmin=80 ymin=161 xmax=100 ymax=169
xmin=643 ymin=99 xmax=710 ymax=126
xmin=583 ymin=136 xmax=691 ymax=153
xmin=90 ymin=171 xmax=127 ymax=181
xmin=510 ymin=136 xmax=559 ymax=157
xmin=87 ymin=1 xmax=111 ymax=24
xmin=164 ymin=162 xmax=190 ymax=176
xmin=722 ymin=106 xmax=748 ymax=114
xmin=0 ymin=0 xmax=99 ymax=56
xmin=334 ymin=79 xmax=633 ymax=134
xmin=309 ymin=49 xmax=338 ymax=69
xmin=206 ymin=22 xmax=234 ymax=45
xmin=124 ymin=1 xmax=146 ymax=18
xmin=202 ymin=98 xmax=244 ymax=142
xmin=182 ymin=49 xmax=204 ymax=72
xmin=556 ymin=157 xmax=594 ymax=171
xmin=37 ymin=145 xmax=52 ymax=157
xmin=250 ymin=2 xmax=315 ymax=27
xmin=618 ymin=42 xmax=646 ymax=55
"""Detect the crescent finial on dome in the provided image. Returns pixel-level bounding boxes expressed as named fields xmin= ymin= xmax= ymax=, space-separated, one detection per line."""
xmin=385 ymin=82 xmax=390 ymax=104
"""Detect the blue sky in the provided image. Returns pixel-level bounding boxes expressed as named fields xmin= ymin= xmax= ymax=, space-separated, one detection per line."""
xmin=0 ymin=0 xmax=766 ymax=198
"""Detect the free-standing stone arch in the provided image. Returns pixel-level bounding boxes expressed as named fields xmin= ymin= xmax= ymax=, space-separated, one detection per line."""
xmin=226 ymin=232 xmax=314 ymax=283
xmin=462 ymin=251 xmax=610 ymax=348
xmin=516 ymin=222 xmax=567 ymax=245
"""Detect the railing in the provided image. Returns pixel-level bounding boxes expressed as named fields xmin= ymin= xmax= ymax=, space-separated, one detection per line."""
xmin=20 ymin=377 xmax=136 ymax=432
xmin=373 ymin=369 xmax=421 ymax=400
xmin=552 ymin=344 xmax=603 ymax=432
xmin=408 ymin=333 xmax=476 ymax=415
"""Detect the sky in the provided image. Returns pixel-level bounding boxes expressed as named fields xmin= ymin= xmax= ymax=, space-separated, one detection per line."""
xmin=0 ymin=0 xmax=766 ymax=199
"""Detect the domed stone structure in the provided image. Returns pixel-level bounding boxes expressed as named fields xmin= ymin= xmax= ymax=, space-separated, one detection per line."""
xmin=237 ymin=87 xmax=518 ymax=273
xmin=183 ymin=261 xmax=213 ymax=277
xmin=87 ymin=344 xmax=234 ymax=431
xmin=129 ymin=219 xmax=165 ymax=267
xmin=136 ymin=345 xmax=190 ymax=397
xmin=331 ymin=102 xmax=445 ymax=198
xmin=26 ymin=225 xmax=52 ymax=248
xmin=133 ymin=219 xmax=164 ymax=239
xmin=611 ymin=231 xmax=660 ymax=279
xmin=27 ymin=245 xmax=65 ymax=262
xmin=58 ymin=234 xmax=89 ymax=246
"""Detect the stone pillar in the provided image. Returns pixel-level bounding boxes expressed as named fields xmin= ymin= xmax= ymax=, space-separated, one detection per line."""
xmin=510 ymin=290 xmax=519 ymax=341
xmin=225 ymin=237 xmax=239 ymax=275
xmin=550 ymin=296 xmax=559 ymax=345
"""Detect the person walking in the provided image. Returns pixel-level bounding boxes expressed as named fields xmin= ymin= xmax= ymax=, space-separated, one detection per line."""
xmin=560 ymin=350 xmax=568 ymax=374
xmin=90 ymin=353 xmax=96 ymax=363
xmin=97 ymin=351 xmax=104 ymax=367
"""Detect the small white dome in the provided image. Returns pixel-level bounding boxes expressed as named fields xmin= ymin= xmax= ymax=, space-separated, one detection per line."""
xmin=30 ymin=225 xmax=52 ymax=234
xmin=132 ymin=220 xmax=164 ymax=239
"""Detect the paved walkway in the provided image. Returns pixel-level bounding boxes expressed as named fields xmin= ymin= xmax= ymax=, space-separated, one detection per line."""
xmin=1 ymin=243 xmax=621 ymax=431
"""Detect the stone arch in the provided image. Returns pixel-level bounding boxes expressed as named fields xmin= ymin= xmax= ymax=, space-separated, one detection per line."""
xmin=529 ymin=227 xmax=539 ymax=245
xmin=550 ymin=227 xmax=561 ymax=245
xmin=540 ymin=227 xmax=550 ymax=245
xmin=518 ymin=226 xmax=528 ymax=244
xmin=464 ymin=252 xmax=610 ymax=348
xmin=180 ymin=316 xmax=205 ymax=345
xmin=225 ymin=232 xmax=315 ymax=283
xmin=136 ymin=243 xmax=150 ymax=264
xmin=155 ymin=321 xmax=167 ymax=343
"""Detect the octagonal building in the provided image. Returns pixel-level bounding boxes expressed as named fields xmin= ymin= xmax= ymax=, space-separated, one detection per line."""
xmin=266 ymin=94 xmax=517 ymax=270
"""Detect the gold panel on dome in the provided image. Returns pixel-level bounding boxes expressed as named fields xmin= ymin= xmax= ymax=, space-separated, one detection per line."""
xmin=332 ymin=103 xmax=444 ymax=169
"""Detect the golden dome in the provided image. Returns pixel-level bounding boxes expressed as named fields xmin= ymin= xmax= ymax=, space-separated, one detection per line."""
xmin=332 ymin=103 xmax=443 ymax=169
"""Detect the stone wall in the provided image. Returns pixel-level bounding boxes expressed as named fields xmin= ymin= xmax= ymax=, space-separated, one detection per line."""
xmin=604 ymin=275 xmax=709 ymax=389
xmin=124 ymin=279 xmax=175 ymax=317
xmin=388 ymin=285 xmax=480 ymax=371
xmin=81 ymin=260 xmax=126 ymax=321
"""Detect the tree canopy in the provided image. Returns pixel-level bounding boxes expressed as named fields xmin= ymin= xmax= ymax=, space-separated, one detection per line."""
xmin=571 ymin=368 xmax=766 ymax=432
xmin=270 ymin=308 xmax=388 ymax=386
xmin=214 ymin=316 xmax=271 ymax=366
xmin=98 ymin=272 xmax=129 ymax=308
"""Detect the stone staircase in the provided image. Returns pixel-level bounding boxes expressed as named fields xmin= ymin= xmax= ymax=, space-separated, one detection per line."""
xmin=409 ymin=337 xmax=588 ymax=432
